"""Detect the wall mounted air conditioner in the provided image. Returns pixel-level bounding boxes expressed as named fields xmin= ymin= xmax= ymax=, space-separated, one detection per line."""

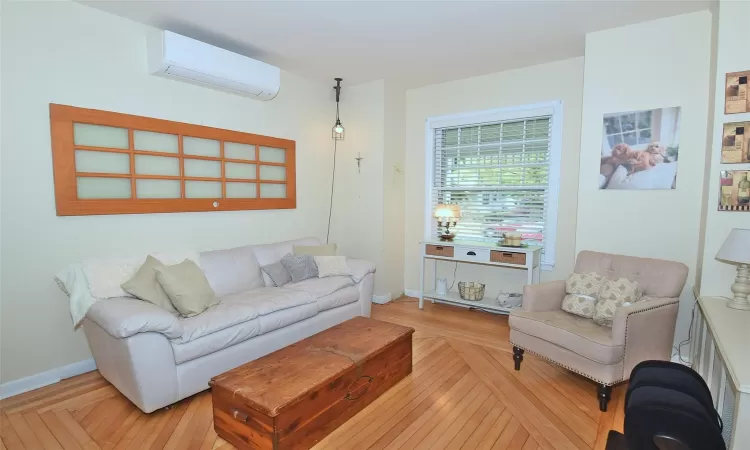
xmin=147 ymin=30 xmax=280 ymax=100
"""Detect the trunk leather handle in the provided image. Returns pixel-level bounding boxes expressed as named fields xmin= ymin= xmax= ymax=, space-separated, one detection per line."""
xmin=232 ymin=408 xmax=249 ymax=423
xmin=345 ymin=375 xmax=373 ymax=401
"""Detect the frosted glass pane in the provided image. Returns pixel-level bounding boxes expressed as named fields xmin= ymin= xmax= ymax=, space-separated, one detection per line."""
xmin=75 ymin=150 xmax=130 ymax=174
xmin=133 ymin=130 xmax=178 ymax=153
xmin=260 ymin=183 xmax=286 ymax=198
xmin=135 ymin=155 xmax=180 ymax=176
xmin=226 ymin=182 xmax=257 ymax=198
xmin=136 ymin=179 xmax=181 ymax=198
xmin=184 ymin=136 xmax=220 ymax=157
xmin=184 ymin=159 xmax=221 ymax=178
xmin=225 ymin=142 xmax=255 ymax=160
xmin=77 ymin=177 xmax=131 ymax=199
xmin=185 ymin=181 xmax=221 ymax=198
xmin=225 ymin=162 xmax=256 ymax=179
xmin=74 ymin=123 xmax=129 ymax=149
xmin=260 ymin=165 xmax=286 ymax=181
xmin=259 ymin=146 xmax=285 ymax=163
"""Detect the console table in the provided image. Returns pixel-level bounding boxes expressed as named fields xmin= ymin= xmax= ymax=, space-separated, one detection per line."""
xmin=691 ymin=296 xmax=750 ymax=449
xmin=418 ymin=240 xmax=542 ymax=314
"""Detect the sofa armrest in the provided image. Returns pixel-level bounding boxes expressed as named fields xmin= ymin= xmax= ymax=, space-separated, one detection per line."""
xmin=347 ymin=258 xmax=376 ymax=283
xmin=86 ymin=297 xmax=182 ymax=340
xmin=611 ymin=296 xmax=679 ymax=376
xmin=522 ymin=280 xmax=566 ymax=312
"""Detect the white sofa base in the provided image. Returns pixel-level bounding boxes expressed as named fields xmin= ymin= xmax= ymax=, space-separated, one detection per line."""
xmin=84 ymin=272 xmax=374 ymax=413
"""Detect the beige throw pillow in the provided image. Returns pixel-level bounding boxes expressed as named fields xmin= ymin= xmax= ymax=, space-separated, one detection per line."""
xmin=120 ymin=256 xmax=179 ymax=314
xmin=154 ymin=260 xmax=218 ymax=317
xmin=593 ymin=277 xmax=643 ymax=327
xmin=561 ymin=272 xmax=604 ymax=319
xmin=293 ymin=244 xmax=337 ymax=257
xmin=315 ymin=256 xmax=352 ymax=278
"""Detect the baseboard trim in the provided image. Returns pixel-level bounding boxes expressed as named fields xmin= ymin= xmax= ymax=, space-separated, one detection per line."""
xmin=0 ymin=358 xmax=97 ymax=399
xmin=404 ymin=289 xmax=420 ymax=298
xmin=372 ymin=293 xmax=393 ymax=304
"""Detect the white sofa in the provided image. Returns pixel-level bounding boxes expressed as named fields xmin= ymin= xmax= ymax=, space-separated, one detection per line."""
xmin=80 ymin=237 xmax=375 ymax=413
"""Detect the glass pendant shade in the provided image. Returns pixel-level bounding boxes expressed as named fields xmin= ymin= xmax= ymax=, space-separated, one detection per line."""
xmin=332 ymin=119 xmax=345 ymax=140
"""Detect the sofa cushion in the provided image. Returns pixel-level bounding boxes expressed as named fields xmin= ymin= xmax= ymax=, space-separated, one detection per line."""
xmin=200 ymin=245 xmax=264 ymax=296
xmin=171 ymin=302 xmax=319 ymax=364
xmin=316 ymin=286 xmax=359 ymax=312
xmin=286 ymin=276 xmax=355 ymax=298
xmin=509 ymin=310 xmax=624 ymax=364
xmin=172 ymin=287 xmax=316 ymax=344
xmin=252 ymin=237 xmax=321 ymax=286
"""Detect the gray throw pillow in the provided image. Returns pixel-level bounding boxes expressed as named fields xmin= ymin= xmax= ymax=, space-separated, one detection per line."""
xmin=280 ymin=253 xmax=318 ymax=283
xmin=261 ymin=262 xmax=292 ymax=287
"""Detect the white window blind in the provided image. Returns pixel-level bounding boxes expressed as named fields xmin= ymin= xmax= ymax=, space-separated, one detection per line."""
xmin=429 ymin=106 xmax=561 ymax=267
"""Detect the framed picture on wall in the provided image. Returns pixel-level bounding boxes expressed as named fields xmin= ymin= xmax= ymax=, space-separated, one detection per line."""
xmin=725 ymin=71 xmax=750 ymax=114
xmin=599 ymin=107 xmax=681 ymax=190
xmin=721 ymin=122 xmax=750 ymax=163
xmin=719 ymin=170 xmax=750 ymax=211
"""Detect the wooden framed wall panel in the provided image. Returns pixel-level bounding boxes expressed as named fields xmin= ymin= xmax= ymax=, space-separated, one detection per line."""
xmin=49 ymin=104 xmax=296 ymax=216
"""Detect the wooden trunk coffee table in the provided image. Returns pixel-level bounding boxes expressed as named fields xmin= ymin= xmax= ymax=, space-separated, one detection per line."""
xmin=209 ymin=317 xmax=414 ymax=450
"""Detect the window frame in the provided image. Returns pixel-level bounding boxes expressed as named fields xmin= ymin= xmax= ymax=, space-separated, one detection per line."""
xmin=49 ymin=104 xmax=296 ymax=216
xmin=603 ymin=109 xmax=655 ymax=148
xmin=424 ymin=101 xmax=563 ymax=270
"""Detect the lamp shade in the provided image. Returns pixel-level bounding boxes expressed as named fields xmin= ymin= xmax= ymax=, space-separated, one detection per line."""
xmin=433 ymin=204 xmax=461 ymax=219
xmin=716 ymin=228 xmax=750 ymax=264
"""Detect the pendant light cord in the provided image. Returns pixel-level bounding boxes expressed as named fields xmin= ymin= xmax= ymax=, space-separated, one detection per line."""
xmin=326 ymin=138 xmax=338 ymax=244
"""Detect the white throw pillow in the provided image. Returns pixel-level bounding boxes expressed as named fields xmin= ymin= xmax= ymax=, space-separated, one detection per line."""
xmin=315 ymin=256 xmax=352 ymax=278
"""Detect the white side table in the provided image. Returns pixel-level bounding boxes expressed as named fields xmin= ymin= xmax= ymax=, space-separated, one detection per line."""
xmin=418 ymin=239 xmax=542 ymax=314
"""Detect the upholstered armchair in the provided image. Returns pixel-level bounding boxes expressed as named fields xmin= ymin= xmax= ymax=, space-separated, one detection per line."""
xmin=508 ymin=251 xmax=688 ymax=412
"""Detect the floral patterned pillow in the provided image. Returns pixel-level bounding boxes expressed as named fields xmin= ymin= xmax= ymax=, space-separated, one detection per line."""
xmin=593 ymin=277 xmax=643 ymax=327
xmin=561 ymin=272 xmax=605 ymax=319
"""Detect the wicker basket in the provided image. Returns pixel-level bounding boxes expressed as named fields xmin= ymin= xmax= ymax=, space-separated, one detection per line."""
xmin=458 ymin=282 xmax=485 ymax=301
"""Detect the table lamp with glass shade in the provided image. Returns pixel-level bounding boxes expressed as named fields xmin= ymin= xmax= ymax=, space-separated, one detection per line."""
xmin=434 ymin=204 xmax=461 ymax=241
xmin=715 ymin=228 xmax=750 ymax=310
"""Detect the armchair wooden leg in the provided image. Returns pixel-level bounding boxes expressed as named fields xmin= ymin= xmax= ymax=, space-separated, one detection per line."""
xmin=597 ymin=383 xmax=612 ymax=412
xmin=512 ymin=346 xmax=524 ymax=371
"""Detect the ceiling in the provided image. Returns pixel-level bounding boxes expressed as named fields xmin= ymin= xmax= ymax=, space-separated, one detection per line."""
xmin=81 ymin=0 xmax=711 ymax=88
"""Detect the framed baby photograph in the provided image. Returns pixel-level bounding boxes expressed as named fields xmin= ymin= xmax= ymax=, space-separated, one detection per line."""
xmin=599 ymin=107 xmax=681 ymax=190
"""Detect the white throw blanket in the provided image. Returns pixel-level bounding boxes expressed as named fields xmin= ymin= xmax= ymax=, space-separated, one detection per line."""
xmin=55 ymin=251 xmax=200 ymax=328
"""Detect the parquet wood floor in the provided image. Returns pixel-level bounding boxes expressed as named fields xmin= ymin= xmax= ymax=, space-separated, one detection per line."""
xmin=0 ymin=298 xmax=624 ymax=450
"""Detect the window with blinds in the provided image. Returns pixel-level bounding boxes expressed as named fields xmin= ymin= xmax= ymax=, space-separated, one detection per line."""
xmin=427 ymin=103 xmax=562 ymax=268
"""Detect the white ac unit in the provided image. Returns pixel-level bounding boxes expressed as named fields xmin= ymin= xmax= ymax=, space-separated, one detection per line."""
xmin=147 ymin=30 xmax=280 ymax=100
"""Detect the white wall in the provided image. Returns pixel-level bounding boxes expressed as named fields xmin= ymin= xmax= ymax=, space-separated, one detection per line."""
xmin=404 ymin=58 xmax=584 ymax=297
xmin=381 ymin=81 xmax=407 ymax=299
xmin=575 ymin=11 xmax=714 ymax=346
xmin=699 ymin=0 xmax=750 ymax=297
xmin=0 ymin=2 xmax=337 ymax=383
xmin=328 ymin=80 xmax=386 ymax=294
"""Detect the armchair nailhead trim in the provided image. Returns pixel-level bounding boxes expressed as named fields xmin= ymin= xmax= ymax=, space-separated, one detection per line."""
xmin=511 ymin=301 xmax=678 ymax=387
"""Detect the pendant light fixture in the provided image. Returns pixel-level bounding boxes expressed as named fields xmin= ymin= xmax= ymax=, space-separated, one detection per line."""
xmin=332 ymin=78 xmax=345 ymax=140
